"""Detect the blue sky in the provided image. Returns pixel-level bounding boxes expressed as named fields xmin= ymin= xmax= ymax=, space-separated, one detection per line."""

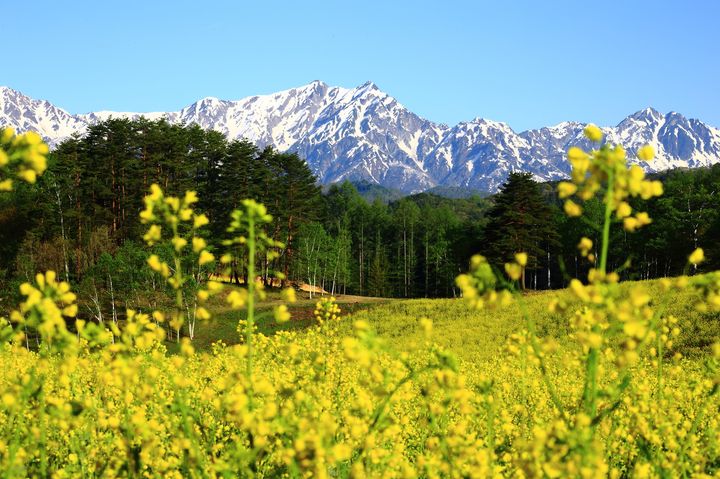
xmin=5 ymin=0 xmax=719 ymax=131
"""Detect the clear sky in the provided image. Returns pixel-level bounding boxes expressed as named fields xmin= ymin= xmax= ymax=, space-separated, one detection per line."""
xmin=5 ymin=0 xmax=719 ymax=131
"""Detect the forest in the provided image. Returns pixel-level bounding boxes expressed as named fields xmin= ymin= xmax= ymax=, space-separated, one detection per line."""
xmin=1 ymin=117 xmax=719 ymax=314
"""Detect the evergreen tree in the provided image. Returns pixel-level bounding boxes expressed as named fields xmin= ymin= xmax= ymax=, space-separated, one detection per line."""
xmin=483 ymin=172 xmax=560 ymax=289
xmin=367 ymin=232 xmax=389 ymax=297
xmin=259 ymin=151 xmax=322 ymax=283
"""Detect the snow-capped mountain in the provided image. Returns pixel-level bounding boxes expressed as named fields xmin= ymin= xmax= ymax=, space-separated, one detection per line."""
xmin=2 ymin=83 xmax=720 ymax=193
xmin=289 ymin=81 xmax=447 ymax=191
xmin=0 ymin=86 xmax=86 ymax=142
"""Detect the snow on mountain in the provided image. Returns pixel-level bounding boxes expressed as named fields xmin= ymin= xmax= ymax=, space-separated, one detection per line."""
xmin=426 ymin=118 xmax=537 ymax=192
xmin=174 ymin=81 xmax=341 ymax=151
xmin=0 ymin=87 xmax=85 ymax=147
xmin=1 ymin=83 xmax=719 ymax=193
xmin=78 ymin=110 xmax=174 ymax=124
xmin=290 ymin=81 xmax=446 ymax=191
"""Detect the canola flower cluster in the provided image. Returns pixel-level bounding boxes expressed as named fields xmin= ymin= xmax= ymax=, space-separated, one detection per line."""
xmin=140 ymin=184 xmax=222 ymax=340
xmin=0 ymin=128 xmax=48 ymax=191
xmin=314 ymin=297 xmax=342 ymax=324
xmin=0 ymin=128 xmax=719 ymax=478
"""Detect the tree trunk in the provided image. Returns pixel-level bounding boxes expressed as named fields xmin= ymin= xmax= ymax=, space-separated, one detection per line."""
xmin=403 ymin=217 xmax=407 ymax=297
xmin=53 ymin=182 xmax=70 ymax=283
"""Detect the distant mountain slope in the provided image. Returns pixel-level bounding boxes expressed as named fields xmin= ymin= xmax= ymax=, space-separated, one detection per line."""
xmin=423 ymin=185 xmax=489 ymax=199
xmin=323 ymin=180 xmax=405 ymax=204
xmin=2 ymin=83 xmax=719 ymax=193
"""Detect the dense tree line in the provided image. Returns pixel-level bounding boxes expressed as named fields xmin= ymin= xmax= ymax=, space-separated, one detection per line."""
xmin=0 ymin=119 xmax=319 ymax=307
xmin=311 ymin=182 xmax=488 ymax=298
xmin=2 ymin=118 xmax=720 ymax=313
xmin=476 ymin=169 xmax=720 ymax=290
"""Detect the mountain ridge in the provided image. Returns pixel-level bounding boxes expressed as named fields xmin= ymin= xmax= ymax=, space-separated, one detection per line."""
xmin=2 ymin=83 xmax=719 ymax=193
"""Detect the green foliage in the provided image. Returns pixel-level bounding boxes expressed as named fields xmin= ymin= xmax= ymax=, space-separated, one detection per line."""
xmin=328 ymin=179 xmax=405 ymax=204
xmin=341 ymin=278 xmax=720 ymax=362
xmin=483 ymin=172 xmax=560 ymax=289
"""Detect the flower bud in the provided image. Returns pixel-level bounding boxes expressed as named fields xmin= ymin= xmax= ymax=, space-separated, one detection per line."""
xmin=584 ymin=124 xmax=603 ymax=142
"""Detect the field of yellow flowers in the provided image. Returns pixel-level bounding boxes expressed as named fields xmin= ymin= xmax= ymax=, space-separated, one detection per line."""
xmin=1 ymin=126 xmax=720 ymax=478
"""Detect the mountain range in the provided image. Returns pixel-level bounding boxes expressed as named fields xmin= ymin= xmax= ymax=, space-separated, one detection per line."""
xmin=2 ymin=82 xmax=720 ymax=193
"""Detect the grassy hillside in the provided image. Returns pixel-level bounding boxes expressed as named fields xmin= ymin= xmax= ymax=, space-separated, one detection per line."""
xmin=170 ymin=292 xmax=388 ymax=352
xmin=193 ymin=278 xmax=720 ymax=362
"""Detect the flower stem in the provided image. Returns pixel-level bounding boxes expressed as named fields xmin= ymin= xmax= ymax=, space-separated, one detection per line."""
xmin=246 ymin=215 xmax=255 ymax=407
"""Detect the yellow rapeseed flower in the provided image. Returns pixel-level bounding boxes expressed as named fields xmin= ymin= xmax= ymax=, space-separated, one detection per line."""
xmin=0 ymin=127 xmax=14 ymax=143
xmin=638 ymin=145 xmax=655 ymax=161
xmin=148 ymin=183 xmax=163 ymax=201
xmin=564 ymin=200 xmax=582 ymax=217
xmin=184 ymin=190 xmax=199 ymax=205
xmin=419 ymin=317 xmax=433 ymax=337
xmin=178 ymin=208 xmax=193 ymax=221
xmin=1 ymin=393 xmax=15 ymax=408
xmin=281 ymin=288 xmax=297 ymax=303
xmin=514 ymin=252 xmax=528 ymax=267
xmin=688 ymin=248 xmax=704 ymax=265
xmin=584 ymin=124 xmax=603 ymax=142
xmin=274 ymin=305 xmax=291 ymax=323
xmin=198 ymin=250 xmax=215 ymax=266
xmin=567 ymin=146 xmax=589 ymax=163
xmin=637 ymin=144 xmax=655 ymax=161
xmin=635 ymin=212 xmax=652 ymax=226
xmin=578 ymin=237 xmax=593 ymax=256
xmin=192 ymin=237 xmax=207 ymax=253
xmin=616 ymin=201 xmax=632 ymax=219
xmin=227 ymin=290 xmax=247 ymax=309
xmin=23 ymin=131 xmax=42 ymax=145
xmin=194 ymin=214 xmax=210 ymax=229
xmin=143 ymin=225 xmax=162 ymax=244
xmin=147 ymin=255 xmax=163 ymax=272
xmin=505 ymin=263 xmax=522 ymax=281
xmin=18 ymin=169 xmax=37 ymax=183
xmin=557 ymin=181 xmax=577 ymax=199
xmin=569 ymin=279 xmax=590 ymax=302
xmin=172 ymin=237 xmax=188 ymax=252
xmin=623 ymin=217 xmax=639 ymax=232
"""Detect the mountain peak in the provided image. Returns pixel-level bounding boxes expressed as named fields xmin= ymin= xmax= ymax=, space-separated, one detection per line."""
xmin=663 ymin=111 xmax=690 ymax=127
xmin=299 ymin=80 xmax=330 ymax=96
xmin=627 ymin=106 xmax=663 ymax=122
xmin=196 ymin=96 xmax=223 ymax=104
xmin=357 ymin=80 xmax=379 ymax=91
xmin=0 ymin=86 xmax=27 ymax=100
xmin=547 ymin=120 xmax=583 ymax=130
xmin=465 ymin=117 xmax=514 ymax=131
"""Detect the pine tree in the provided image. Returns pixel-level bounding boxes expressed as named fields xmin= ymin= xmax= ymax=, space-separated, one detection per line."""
xmin=269 ymin=152 xmax=322 ymax=283
xmin=483 ymin=172 xmax=560 ymax=289
xmin=367 ymin=232 xmax=389 ymax=297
